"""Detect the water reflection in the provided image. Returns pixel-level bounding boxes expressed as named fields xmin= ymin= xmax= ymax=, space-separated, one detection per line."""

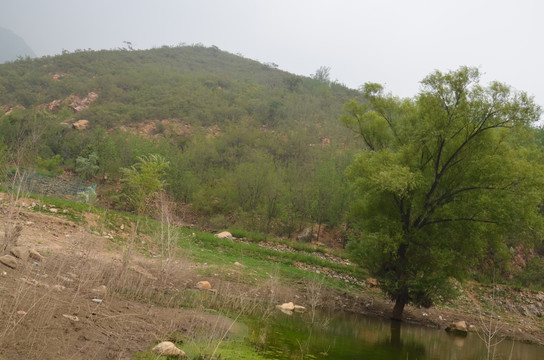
xmin=248 ymin=309 xmax=544 ymax=360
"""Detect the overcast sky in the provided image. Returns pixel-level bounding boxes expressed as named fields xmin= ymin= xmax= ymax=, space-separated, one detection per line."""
xmin=2 ymin=0 xmax=543 ymax=106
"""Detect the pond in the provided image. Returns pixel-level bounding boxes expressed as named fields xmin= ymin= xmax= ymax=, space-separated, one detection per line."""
xmin=247 ymin=309 xmax=544 ymax=360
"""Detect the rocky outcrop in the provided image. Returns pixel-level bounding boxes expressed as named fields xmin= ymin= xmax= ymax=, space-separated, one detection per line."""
xmin=69 ymin=92 xmax=98 ymax=112
xmin=152 ymin=341 xmax=186 ymax=358
xmin=72 ymin=119 xmax=89 ymax=130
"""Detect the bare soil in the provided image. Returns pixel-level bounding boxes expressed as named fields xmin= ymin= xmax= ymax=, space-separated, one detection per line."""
xmin=1 ymin=199 xmax=543 ymax=359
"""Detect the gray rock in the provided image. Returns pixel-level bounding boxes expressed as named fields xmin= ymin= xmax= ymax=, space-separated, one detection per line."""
xmin=0 ymin=255 xmax=18 ymax=269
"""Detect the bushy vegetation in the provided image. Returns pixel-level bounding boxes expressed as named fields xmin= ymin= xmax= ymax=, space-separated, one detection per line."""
xmin=1 ymin=46 xmax=544 ymax=300
xmin=0 ymin=45 xmax=357 ymax=238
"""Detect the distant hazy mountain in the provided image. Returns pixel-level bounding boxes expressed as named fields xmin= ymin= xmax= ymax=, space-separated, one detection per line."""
xmin=0 ymin=27 xmax=36 ymax=63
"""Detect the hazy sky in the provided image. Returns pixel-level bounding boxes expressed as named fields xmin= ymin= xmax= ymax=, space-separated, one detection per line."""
xmin=2 ymin=0 xmax=543 ymax=106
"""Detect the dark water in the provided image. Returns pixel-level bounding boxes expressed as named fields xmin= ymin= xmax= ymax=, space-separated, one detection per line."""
xmin=248 ymin=310 xmax=544 ymax=360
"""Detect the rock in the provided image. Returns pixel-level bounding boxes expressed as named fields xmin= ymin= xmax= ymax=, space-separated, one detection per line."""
xmin=196 ymin=281 xmax=212 ymax=290
xmin=0 ymin=255 xmax=18 ymax=269
xmin=72 ymin=119 xmax=89 ymax=130
xmin=277 ymin=302 xmax=295 ymax=311
xmin=10 ymin=246 xmax=29 ymax=261
xmin=63 ymin=314 xmax=79 ymax=321
xmin=294 ymin=305 xmax=307 ymax=313
xmin=234 ymin=261 xmax=244 ymax=267
xmin=28 ymin=249 xmax=44 ymax=262
xmin=53 ymin=285 xmax=66 ymax=291
xmin=366 ymin=277 xmax=378 ymax=287
xmin=16 ymin=310 xmax=27 ymax=315
xmin=446 ymin=320 xmax=468 ymax=336
xmin=296 ymin=227 xmax=313 ymax=242
xmin=520 ymin=304 xmax=542 ymax=318
xmin=152 ymin=341 xmax=186 ymax=358
xmin=91 ymin=299 xmax=103 ymax=304
xmin=215 ymin=231 xmax=233 ymax=239
xmin=49 ymin=208 xmax=59 ymax=213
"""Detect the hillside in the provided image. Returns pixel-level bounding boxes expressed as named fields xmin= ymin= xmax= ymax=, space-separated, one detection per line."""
xmin=0 ymin=45 xmax=359 ymax=238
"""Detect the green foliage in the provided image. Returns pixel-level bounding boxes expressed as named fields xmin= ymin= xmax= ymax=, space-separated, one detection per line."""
xmin=75 ymin=152 xmax=99 ymax=179
xmin=121 ymin=154 xmax=170 ymax=214
xmin=344 ymin=67 xmax=544 ymax=317
xmin=35 ymin=154 xmax=63 ymax=175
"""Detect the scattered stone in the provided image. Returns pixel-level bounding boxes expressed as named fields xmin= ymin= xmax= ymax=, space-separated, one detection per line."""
xmin=446 ymin=320 xmax=468 ymax=336
xmin=234 ymin=261 xmax=244 ymax=267
xmin=49 ymin=208 xmax=59 ymax=213
xmin=16 ymin=311 xmax=27 ymax=316
xmin=53 ymin=285 xmax=66 ymax=291
xmin=294 ymin=305 xmax=307 ymax=313
xmin=0 ymin=255 xmax=18 ymax=269
xmin=28 ymin=248 xmax=44 ymax=261
xmin=1 ymin=271 xmax=6 ymax=276
xmin=152 ymin=341 xmax=186 ymax=358
xmin=196 ymin=281 xmax=212 ymax=290
xmin=366 ymin=278 xmax=378 ymax=287
xmin=215 ymin=231 xmax=233 ymax=239
xmin=63 ymin=314 xmax=79 ymax=322
xmin=10 ymin=246 xmax=29 ymax=261
xmin=91 ymin=298 xmax=103 ymax=304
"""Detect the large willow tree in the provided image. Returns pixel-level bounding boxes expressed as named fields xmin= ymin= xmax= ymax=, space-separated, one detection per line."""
xmin=342 ymin=67 xmax=544 ymax=320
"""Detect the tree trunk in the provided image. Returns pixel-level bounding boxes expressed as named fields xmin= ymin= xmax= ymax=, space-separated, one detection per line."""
xmin=391 ymin=292 xmax=408 ymax=321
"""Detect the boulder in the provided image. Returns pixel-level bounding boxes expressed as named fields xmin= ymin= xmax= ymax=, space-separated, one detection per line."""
xmin=152 ymin=341 xmax=186 ymax=358
xmin=215 ymin=231 xmax=233 ymax=239
xmin=196 ymin=281 xmax=212 ymax=290
xmin=10 ymin=246 xmax=29 ymax=261
xmin=0 ymin=255 xmax=18 ymax=269
xmin=446 ymin=320 xmax=468 ymax=336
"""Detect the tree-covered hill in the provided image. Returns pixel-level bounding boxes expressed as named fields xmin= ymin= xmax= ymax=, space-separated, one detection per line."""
xmin=0 ymin=44 xmax=358 ymax=132
xmin=0 ymin=45 xmax=359 ymax=239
